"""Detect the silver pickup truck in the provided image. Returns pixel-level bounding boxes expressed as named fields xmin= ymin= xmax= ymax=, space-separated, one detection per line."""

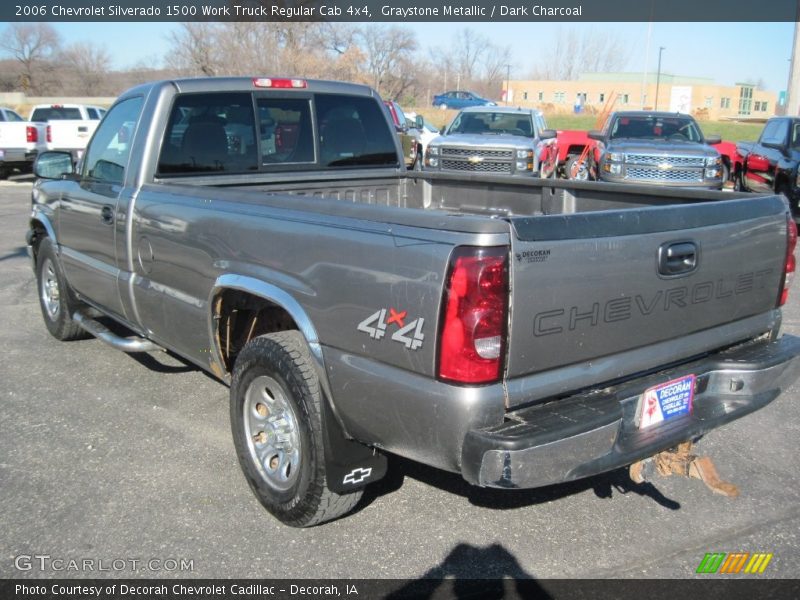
xmin=27 ymin=77 xmax=800 ymax=527
xmin=424 ymin=106 xmax=558 ymax=178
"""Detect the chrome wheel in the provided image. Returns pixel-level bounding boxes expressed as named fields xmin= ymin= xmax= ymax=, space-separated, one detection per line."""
xmin=40 ymin=258 xmax=61 ymax=320
xmin=243 ymin=375 xmax=301 ymax=491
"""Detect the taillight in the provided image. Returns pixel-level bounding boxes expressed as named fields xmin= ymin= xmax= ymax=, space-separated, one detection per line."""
xmin=438 ymin=246 xmax=509 ymax=384
xmin=26 ymin=126 xmax=37 ymax=143
xmin=46 ymin=125 xmax=51 ymax=143
xmin=779 ymin=214 xmax=797 ymax=306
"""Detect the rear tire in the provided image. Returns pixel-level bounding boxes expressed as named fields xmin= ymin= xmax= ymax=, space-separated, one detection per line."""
xmin=35 ymin=238 xmax=88 ymax=341
xmin=230 ymin=331 xmax=362 ymax=527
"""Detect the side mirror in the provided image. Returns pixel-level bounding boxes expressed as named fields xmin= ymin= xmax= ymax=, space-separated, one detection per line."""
xmin=440 ymin=127 xmax=447 ymax=135
xmin=539 ymin=129 xmax=557 ymax=140
xmin=587 ymin=130 xmax=604 ymax=141
xmin=704 ymin=135 xmax=722 ymax=145
xmin=34 ymin=151 xmax=75 ymax=180
xmin=415 ymin=115 xmax=424 ymax=129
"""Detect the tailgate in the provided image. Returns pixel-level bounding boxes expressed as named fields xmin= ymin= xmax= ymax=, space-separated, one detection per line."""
xmin=49 ymin=120 xmax=97 ymax=149
xmin=0 ymin=123 xmax=28 ymax=149
xmin=506 ymin=195 xmax=789 ymax=384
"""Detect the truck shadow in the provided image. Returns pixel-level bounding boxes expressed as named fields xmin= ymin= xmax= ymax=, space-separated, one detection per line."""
xmin=359 ymin=454 xmax=680 ymax=513
xmin=384 ymin=543 xmax=544 ymax=597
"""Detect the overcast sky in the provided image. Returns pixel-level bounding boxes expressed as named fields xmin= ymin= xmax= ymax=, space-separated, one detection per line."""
xmin=40 ymin=21 xmax=795 ymax=93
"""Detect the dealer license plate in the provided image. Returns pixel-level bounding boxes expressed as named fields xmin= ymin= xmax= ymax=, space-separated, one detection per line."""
xmin=638 ymin=374 xmax=695 ymax=430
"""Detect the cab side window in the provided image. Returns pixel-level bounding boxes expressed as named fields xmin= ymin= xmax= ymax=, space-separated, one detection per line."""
xmin=81 ymin=96 xmax=144 ymax=185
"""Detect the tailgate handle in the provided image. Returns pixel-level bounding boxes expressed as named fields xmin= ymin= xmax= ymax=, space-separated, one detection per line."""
xmin=659 ymin=241 xmax=697 ymax=276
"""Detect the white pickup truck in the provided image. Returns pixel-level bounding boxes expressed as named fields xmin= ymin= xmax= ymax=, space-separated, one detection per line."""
xmin=0 ymin=106 xmax=47 ymax=178
xmin=29 ymin=103 xmax=106 ymax=160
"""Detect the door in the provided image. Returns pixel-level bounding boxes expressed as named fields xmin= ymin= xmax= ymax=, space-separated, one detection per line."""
xmin=57 ymin=96 xmax=144 ymax=319
xmin=745 ymin=119 xmax=787 ymax=194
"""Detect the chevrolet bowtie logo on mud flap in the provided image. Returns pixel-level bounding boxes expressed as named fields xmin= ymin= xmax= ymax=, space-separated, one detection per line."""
xmin=343 ymin=467 xmax=372 ymax=485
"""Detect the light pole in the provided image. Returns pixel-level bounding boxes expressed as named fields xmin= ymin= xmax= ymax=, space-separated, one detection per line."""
xmin=505 ymin=64 xmax=511 ymax=105
xmin=655 ymin=46 xmax=665 ymax=111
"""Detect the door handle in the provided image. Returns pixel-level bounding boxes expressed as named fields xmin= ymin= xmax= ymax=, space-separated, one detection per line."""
xmin=658 ymin=241 xmax=698 ymax=276
xmin=100 ymin=205 xmax=114 ymax=225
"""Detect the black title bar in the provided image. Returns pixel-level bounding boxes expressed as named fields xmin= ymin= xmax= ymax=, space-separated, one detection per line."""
xmin=4 ymin=0 xmax=800 ymax=22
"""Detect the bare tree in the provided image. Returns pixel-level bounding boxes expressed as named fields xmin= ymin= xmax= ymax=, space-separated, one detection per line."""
xmin=0 ymin=23 xmax=61 ymax=93
xmin=529 ymin=27 xmax=631 ymax=80
xmin=454 ymin=28 xmax=488 ymax=87
xmin=360 ymin=25 xmax=418 ymax=100
xmin=166 ymin=22 xmax=220 ymax=76
xmin=60 ymin=42 xmax=112 ymax=95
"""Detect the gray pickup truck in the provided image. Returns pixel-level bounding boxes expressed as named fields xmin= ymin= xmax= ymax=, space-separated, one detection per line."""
xmin=589 ymin=111 xmax=724 ymax=189
xmin=28 ymin=77 xmax=800 ymax=527
xmin=424 ymin=106 xmax=558 ymax=178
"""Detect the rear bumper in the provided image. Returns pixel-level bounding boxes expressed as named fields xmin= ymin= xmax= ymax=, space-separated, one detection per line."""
xmin=462 ymin=334 xmax=800 ymax=488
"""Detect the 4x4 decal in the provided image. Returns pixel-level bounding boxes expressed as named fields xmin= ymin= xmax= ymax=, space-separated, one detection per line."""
xmin=358 ymin=307 xmax=425 ymax=350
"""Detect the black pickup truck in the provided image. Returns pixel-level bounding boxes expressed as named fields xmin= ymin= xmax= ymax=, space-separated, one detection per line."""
xmin=737 ymin=117 xmax=800 ymax=216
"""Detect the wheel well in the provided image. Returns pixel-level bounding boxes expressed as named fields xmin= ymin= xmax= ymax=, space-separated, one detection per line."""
xmin=212 ymin=289 xmax=299 ymax=373
xmin=29 ymin=220 xmax=49 ymax=260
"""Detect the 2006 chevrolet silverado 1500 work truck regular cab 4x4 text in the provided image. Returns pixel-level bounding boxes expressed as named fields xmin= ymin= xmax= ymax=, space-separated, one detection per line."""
xmin=27 ymin=77 xmax=800 ymax=527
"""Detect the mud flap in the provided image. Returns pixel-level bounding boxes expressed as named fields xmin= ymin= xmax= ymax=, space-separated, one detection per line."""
xmin=629 ymin=441 xmax=739 ymax=497
xmin=320 ymin=391 xmax=387 ymax=494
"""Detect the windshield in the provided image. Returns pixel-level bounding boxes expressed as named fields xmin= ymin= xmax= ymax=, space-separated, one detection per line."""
xmin=609 ymin=115 xmax=704 ymax=142
xmin=449 ymin=112 xmax=533 ymax=137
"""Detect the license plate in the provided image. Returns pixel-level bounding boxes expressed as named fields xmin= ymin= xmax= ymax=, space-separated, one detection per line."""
xmin=638 ymin=374 xmax=695 ymax=430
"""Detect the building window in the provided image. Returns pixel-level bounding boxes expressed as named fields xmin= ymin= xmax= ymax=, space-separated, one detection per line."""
xmin=599 ymin=93 xmax=605 ymax=103
xmin=705 ymin=97 xmax=713 ymax=108
xmin=538 ymin=91 xmax=544 ymax=101
xmin=554 ymin=92 xmax=565 ymax=103
xmin=738 ymin=86 xmax=753 ymax=115
xmin=620 ymin=94 xmax=629 ymax=105
xmin=720 ymin=97 xmax=730 ymax=109
xmin=523 ymin=91 xmax=528 ymax=100
xmin=762 ymin=102 xmax=768 ymax=112
xmin=754 ymin=101 xmax=761 ymax=111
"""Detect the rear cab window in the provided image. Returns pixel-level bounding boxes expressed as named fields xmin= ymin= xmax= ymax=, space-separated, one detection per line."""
xmin=31 ymin=107 xmax=83 ymax=121
xmin=157 ymin=89 xmax=398 ymax=176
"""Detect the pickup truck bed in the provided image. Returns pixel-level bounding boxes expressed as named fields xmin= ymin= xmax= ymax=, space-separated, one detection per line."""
xmin=28 ymin=77 xmax=800 ymax=526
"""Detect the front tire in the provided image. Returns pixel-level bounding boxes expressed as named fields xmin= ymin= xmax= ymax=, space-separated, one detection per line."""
xmin=565 ymin=155 xmax=590 ymax=181
xmin=35 ymin=238 xmax=88 ymax=341
xmin=230 ymin=331 xmax=362 ymax=527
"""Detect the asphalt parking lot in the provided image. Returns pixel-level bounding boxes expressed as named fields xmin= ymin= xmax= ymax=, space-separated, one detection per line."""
xmin=1 ymin=178 xmax=799 ymax=582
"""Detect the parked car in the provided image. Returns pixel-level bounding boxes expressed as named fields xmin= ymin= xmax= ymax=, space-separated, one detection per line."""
xmin=29 ymin=103 xmax=106 ymax=159
xmin=585 ymin=111 xmax=725 ymax=189
xmin=737 ymin=117 xmax=800 ymax=217
xmin=424 ymin=106 xmax=558 ymax=178
xmin=432 ymin=90 xmax=496 ymax=110
xmin=383 ymin=100 xmax=422 ymax=169
xmin=0 ymin=106 xmax=47 ymax=178
xmin=28 ymin=76 xmax=800 ymax=528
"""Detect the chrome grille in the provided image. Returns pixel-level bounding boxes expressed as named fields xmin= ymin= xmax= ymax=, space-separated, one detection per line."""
xmin=625 ymin=166 xmax=704 ymax=183
xmin=441 ymin=147 xmax=514 ymax=159
xmin=441 ymin=159 xmax=512 ymax=173
xmin=625 ymin=154 xmax=706 ymax=168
